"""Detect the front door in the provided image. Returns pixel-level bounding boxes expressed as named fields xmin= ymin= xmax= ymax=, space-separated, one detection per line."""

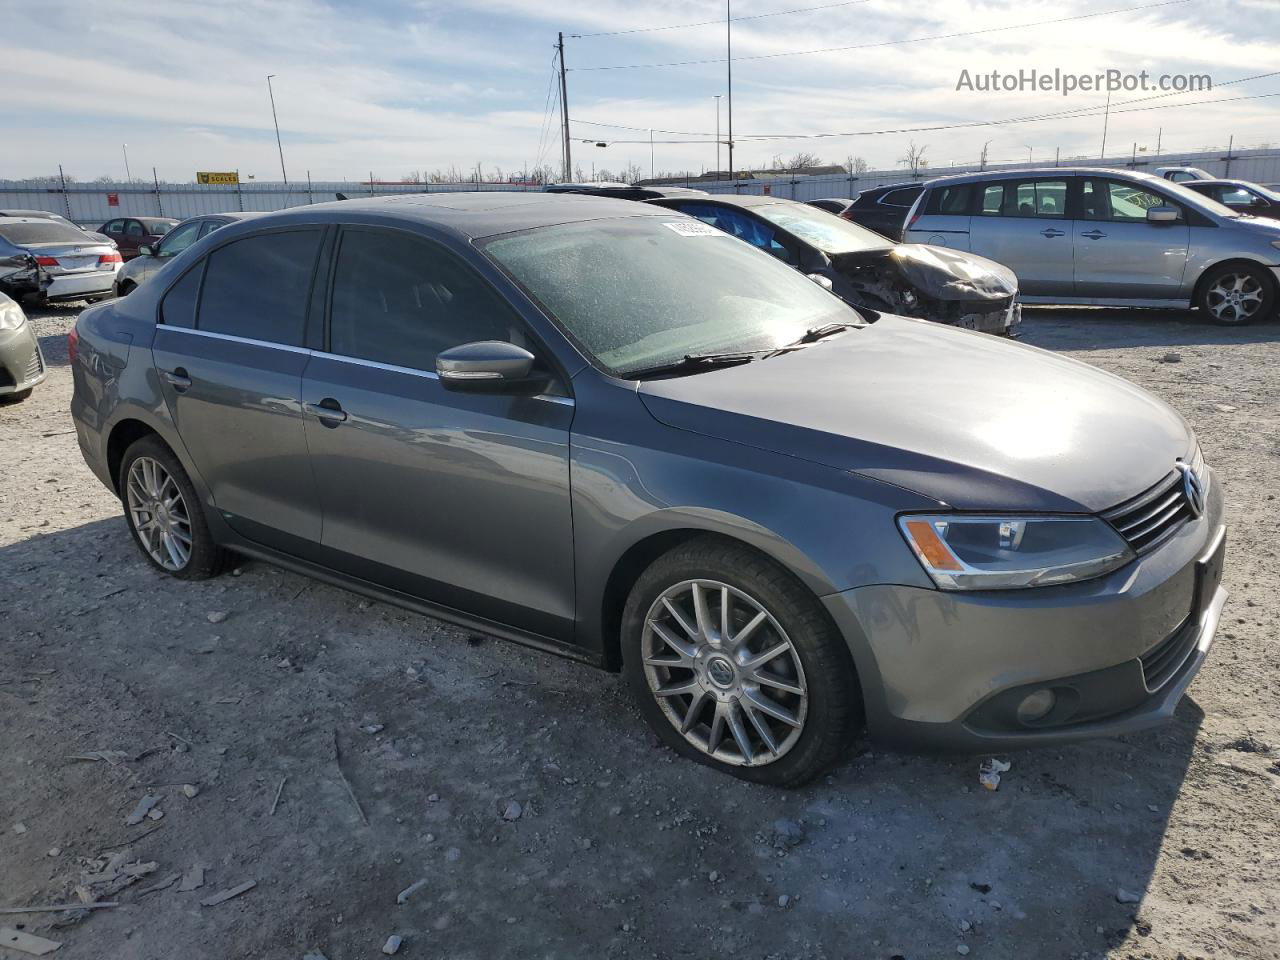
xmin=1073 ymin=178 xmax=1190 ymax=300
xmin=151 ymin=227 xmax=325 ymax=550
xmin=967 ymin=178 xmax=1075 ymax=296
xmin=301 ymin=226 xmax=576 ymax=641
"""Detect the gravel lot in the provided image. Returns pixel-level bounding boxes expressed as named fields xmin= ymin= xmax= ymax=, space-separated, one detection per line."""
xmin=2 ymin=302 xmax=1278 ymax=960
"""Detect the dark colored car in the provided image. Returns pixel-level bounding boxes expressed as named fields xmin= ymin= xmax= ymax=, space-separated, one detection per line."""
xmin=647 ymin=194 xmax=1019 ymax=334
xmin=544 ymin=182 xmax=710 ymax=201
xmin=114 ymin=213 xmax=261 ymax=296
xmin=1180 ymin=179 xmax=1280 ymax=221
xmin=70 ymin=193 xmax=1226 ymax=785
xmin=840 ymin=183 xmax=924 ymax=240
xmin=99 ymin=217 xmax=178 ymax=260
xmin=807 ymin=198 xmax=854 ymax=217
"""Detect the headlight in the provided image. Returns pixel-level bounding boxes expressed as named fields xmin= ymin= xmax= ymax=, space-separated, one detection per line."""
xmin=898 ymin=515 xmax=1133 ymax=590
xmin=0 ymin=298 xmax=27 ymax=331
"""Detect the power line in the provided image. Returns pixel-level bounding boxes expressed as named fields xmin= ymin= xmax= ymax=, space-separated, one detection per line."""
xmin=569 ymin=70 xmax=1280 ymax=142
xmin=587 ymin=90 xmax=1280 ymax=144
xmin=571 ymin=0 xmax=1191 ymax=71
xmin=570 ymin=0 xmax=870 ymax=38
xmin=533 ymin=53 xmax=561 ymax=172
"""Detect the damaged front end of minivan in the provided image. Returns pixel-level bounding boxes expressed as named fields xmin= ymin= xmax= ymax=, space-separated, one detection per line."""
xmin=825 ymin=243 xmax=1020 ymax=336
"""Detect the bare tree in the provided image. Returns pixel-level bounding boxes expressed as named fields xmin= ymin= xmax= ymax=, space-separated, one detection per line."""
xmin=844 ymin=155 xmax=869 ymax=175
xmin=899 ymin=140 xmax=929 ymax=176
xmin=623 ymin=161 xmax=644 ymax=185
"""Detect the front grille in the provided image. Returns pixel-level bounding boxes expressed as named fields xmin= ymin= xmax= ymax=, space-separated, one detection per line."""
xmin=24 ymin=348 xmax=44 ymax=383
xmin=1101 ymin=468 xmax=1196 ymax=554
xmin=1140 ymin=615 xmax=1198 ymax=691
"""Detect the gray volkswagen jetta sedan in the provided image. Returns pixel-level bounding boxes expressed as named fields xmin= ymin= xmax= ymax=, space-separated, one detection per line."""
xmin=69 ymin=193 xmax=1227 ymax=785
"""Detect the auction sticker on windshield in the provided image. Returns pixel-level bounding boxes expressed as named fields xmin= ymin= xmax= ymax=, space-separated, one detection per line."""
xmin=662 ymin=220 xmax=724 ymax=237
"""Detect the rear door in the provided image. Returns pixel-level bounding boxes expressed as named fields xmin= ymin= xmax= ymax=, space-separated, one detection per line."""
xmin=300 ymin=226 xmax=576 ymax=641
xmin=120 ymin=219 xmax=145 ymax=258
xmin=1073 ymin=178 xmax=1189 ymax=299
xmin=151 ymin=227 xmax=325 ymax=551
xmin=966 ymin=177 xmax=1075 ymax=296
xmin=904 ymin=182 xmax=973 ymax=249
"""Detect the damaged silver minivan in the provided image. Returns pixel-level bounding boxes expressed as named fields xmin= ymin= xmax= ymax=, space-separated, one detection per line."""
xmin=648 ymin=193 xmax=1020 ymax=335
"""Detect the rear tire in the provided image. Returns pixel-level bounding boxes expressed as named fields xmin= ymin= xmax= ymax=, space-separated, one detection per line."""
xmin=118 ymin=435 xmax=225 ymax=580
xmin=1197 ymin=263 xmax=1275 ymax=325
xmin=621 ymin=536 xmax=859 ymax=786
xmin=116 ymin=281 xmax=136 ymax=298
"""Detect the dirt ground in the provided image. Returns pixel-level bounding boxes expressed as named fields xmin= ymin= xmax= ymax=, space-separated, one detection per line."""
xmin=1 ymin=303 xmax=1278 ymax=960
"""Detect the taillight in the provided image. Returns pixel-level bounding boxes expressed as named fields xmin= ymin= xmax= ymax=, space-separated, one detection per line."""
xmin=908 ymin=213 xmax=921 ymax=230
xmin=35 ymin=255 xmax=59 ymax=267
xmin=67 ymin=327 xmax=79 ymax=364
xmin=98 ymin=252 xmax=123 ymax=265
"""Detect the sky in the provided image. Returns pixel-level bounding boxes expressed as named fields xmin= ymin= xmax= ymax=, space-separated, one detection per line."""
xmin=3 ymin=0 xmax=1278 ymax=183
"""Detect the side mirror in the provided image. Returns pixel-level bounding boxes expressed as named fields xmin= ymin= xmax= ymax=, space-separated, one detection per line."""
xmin=139 ymin=244 xmax=155 ymax=257
xmin=1146 ymin=206 xmax=1180 ymax=223
xmin=436 ymin=341 xmax=538 ymax=392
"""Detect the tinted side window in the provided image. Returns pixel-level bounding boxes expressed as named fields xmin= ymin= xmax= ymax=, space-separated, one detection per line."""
xmin=125 ymin=220 xmax=144 ymax=236
xmin=160 ymin=264 xmax=202 ymax=329
xmin=924 ymin=184 xmax=971 ymax=214
xmin=1011 ymin=180 xmax=1067 ymax=217
xmin=881 ymin=188 xmax=921 ymax=207
xmin=197 ymin=230 xmax=320 ymax=346
xmin=104 ymin=220 xmax=124 ymax=234
xmin=978 ymin=184 xmax=1005 ymax=216
xmin=328 ymin=229 xmax=522 ymax=372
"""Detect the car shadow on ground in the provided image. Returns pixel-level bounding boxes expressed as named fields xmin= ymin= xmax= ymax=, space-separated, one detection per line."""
xmin=0 ymin=515 xmax=1207 ymax=956
xmin=1020 ymin=305 xmax=1280 ymax=351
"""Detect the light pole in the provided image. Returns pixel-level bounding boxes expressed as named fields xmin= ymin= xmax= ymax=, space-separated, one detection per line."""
xmin=1025 ymin=145 xmax=1033 ymax=164
xmin=122 ymin=143 xmax=133 ymax=182
xmin=266 ymin=74 xmax=288 ymax=185
xmin=649 ymin=129 xmax=654 ymax=180
xmin=714 ymin=95 xmax=722 ymax=179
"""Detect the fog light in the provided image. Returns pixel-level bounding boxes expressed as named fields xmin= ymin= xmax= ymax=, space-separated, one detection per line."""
xmin=1017 ymin=688 xmax=1056 ymax=723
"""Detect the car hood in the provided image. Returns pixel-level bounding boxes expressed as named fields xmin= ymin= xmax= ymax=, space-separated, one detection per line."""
xmin=638 ymin=315 xmax=1192 ymax=512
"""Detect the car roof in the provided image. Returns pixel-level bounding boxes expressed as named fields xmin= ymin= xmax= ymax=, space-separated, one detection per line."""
xmin=912 ymin=166 xmax=1172 ymax=189
xmin=238 ymin=192 xmax=672 ymax=240
xmin=0 ymin=209 xmax=68 ymax=219
xmin=1185 ymin=179 xmax=1251 ymax=187
xmin=650 ymin=193 xmax=801 ymax=210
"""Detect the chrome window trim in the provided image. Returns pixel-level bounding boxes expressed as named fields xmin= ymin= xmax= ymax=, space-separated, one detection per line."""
xmin=310 ymin=350 xmax=574 ymax=406
xmin=157 ymin=325 xmax=311 ymax=355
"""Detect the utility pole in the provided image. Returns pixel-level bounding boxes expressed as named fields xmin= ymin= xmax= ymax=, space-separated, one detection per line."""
xmin=122 ymin=144 xmax=132 ymax=182
xmin=649 ymin=129 xmax=654 ymax=180
xmin=557 ymin=33 xmax=572 ymax=183
xmin=1099 ymin=88 xmax=1111 ymax=159
xmin=726 ymin=1 xmax=734 ymax=186
xmin=714 ymin=95 xmax=722 ymax=179
xmin=1155 ymin=127 xmax=1162 ymax=155
xmin=267 ymin=75 xmax=288 ymax=185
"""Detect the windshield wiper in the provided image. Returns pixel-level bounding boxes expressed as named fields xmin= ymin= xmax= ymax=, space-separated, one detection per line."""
xmin=768 ymin=321 xmax=862 ymax=356
xmin=624 ymin=351 xmax=765 ymax=379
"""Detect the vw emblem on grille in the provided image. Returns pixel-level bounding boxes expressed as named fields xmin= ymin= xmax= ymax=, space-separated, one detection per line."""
xmin=1177 ymin=461 xmax=1204 ymax=518
xmin=707 ymin=657 xmax=735 ymax=688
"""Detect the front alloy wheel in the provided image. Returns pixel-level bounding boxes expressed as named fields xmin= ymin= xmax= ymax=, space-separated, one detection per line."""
xmin=642 ymin=579 xmax=808 ymax=767
xmin=1200 ymin=264 xmax=1273 ymax=325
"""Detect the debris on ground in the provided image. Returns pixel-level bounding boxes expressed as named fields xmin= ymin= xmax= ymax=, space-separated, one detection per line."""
xmin=332 ymin=731 xmax=368 ymax=826
xmin=138 ymin=873 xmax=182 ymax=896
xmin=182 ymin=784 xmax=200 ymax=799
xmin=1116 ymin=888 xmax=1142 ymax=904
xmin=363 ymin=723 xmax=385 ymax=734
xmin=1159 ymin=351 xmax=1183 ymax=363
xmin=979 ymin=758 xmax=1011 ymax=791
xmin=206 ymin=611 xmax=229 ymax=624
xmin=501 ymin=800 xmax=524 ymax=821
xmin=382 ymin=934 xmax=402 ymax=954
xmin=125 ymin=794 xmax=161 ymax=825
xmin=0 ymin=902 xmax=117 ymax=916
xmin=178 ymin=865 xmax=206 ymax=892
xmin=200 ymin=880 xmax=256 ymax=907
xmin=270 ymin=776 xmax=287 ymax=816
xmin=396 ymin=879 xmax=428 ymax=904
xmin=0 ymin=927 xmax=62 ymax=956
xmin=12 ymin=823 xmax=27 ymax=835
xmin=66 ymin=750 xmax=132 ymax=765
xmin=771 ymin=819 xmax=805 ymax=848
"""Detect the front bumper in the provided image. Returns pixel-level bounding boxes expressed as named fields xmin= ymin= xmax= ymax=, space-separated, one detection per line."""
xmin=823 ymin=478 xmax=1226 ymax=752
xmin=0 ymin=323 xmax=47 ymax=396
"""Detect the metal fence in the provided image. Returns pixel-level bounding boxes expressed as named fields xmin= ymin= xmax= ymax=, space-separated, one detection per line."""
xmin=0 ymin=179 xmax=540 ymax=226
xmin=4 ymin=146 xmax=1279 ymax=224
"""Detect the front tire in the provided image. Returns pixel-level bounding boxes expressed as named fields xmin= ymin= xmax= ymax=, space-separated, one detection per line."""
xmin=621 ymin=537 xmax=859 ymax=786
xmin=1197 ymin=263 xmax=1275 ymax=325
xmin=118 ymin=435 xmax=225 ymax=579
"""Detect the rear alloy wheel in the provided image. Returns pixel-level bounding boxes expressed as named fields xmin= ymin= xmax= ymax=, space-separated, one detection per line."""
xmin=119 ymin=435 xmax=225 ymax=579
xmin=1199 ymin=263 xmax=1274 ymax=325
xmin=622 ymin=537 xmax=858 ymax=786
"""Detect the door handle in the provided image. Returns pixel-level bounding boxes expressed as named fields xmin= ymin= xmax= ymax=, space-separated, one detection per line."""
xmin=1040 ymin=228 xmax=1065 ymax=238
xmin=304 ymin=400 xmax=347 ymax=424
xmin=161 ymin=368 xmax=192 ymax=392
xmin=1081 ymin=230 xmax=1108 ymax=239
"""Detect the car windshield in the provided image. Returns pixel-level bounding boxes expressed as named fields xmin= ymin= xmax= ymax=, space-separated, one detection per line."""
xmin=749 ymin=202 xmax=893 ymax=253
xmin=482 ymin=216 xmax=857 ymax=378
xmin=140 ymin=220 xmax=174 ymax=235
xmin=0 ymin=222 xmax=93 ymax=245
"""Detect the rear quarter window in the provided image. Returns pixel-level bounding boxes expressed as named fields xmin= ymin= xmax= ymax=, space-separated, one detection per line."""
xmin=880 ymin=188 xmax=922 ymax=207
xmin=160 ymin=264 xmax=203 ymax=329
xmin=923 ymin=184 xmax=972 ymax=215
